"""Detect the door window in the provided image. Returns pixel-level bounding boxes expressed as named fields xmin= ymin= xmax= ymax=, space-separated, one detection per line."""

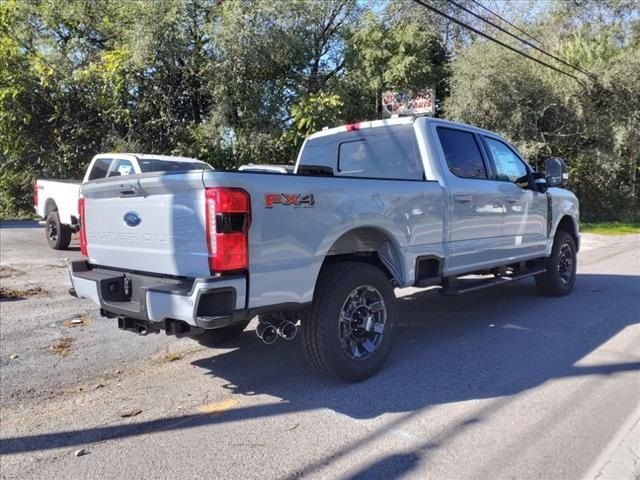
xmin=436 ymin=127 xmax=487 ymax=179
xmin=484 ymin=137 xmax=528 ymax=184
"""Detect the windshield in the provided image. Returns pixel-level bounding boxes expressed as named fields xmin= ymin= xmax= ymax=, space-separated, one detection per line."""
xmin=138 ymin=159 xmax=211 ymax=173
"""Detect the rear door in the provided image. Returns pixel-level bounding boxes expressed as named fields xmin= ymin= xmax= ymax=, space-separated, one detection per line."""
xmin=432 ymin=126 xmax=505 ymax=273
xmin=81 ymin=172 xmax=210 ymax=278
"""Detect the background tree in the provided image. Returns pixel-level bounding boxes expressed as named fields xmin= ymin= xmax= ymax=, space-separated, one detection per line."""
xmin=444 ymin=1 xmax=639 ymax=220
xmin=1 ymin=0 xmax=637 ymax=221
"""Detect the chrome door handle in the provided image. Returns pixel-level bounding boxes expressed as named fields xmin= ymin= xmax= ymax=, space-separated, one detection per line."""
xmin=505 ymin=197 xmax=518 ymax=204
xmin=454 ymin=195 xmax=472 ymax=203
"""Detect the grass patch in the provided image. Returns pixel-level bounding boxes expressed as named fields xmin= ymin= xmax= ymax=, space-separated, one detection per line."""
xmin=163 ymin=352 xmax=184 ymax=362
xmin=581 ymin=222 xmax=640 ymax=235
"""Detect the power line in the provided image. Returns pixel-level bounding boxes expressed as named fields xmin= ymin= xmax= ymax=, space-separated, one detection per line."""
xmin=447 ymin=0 xmax=595 ymax=78
xmin=411 ymin=0 xmax=584 ymax=83
xmin=469 ymin=0 xmax=597 ymax=79
xmin=469 ymin=0 xmax=545 ymax=47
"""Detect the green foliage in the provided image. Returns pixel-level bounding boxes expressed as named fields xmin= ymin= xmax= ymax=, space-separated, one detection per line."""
xmin=0 ymin=0 xmax=637 ymax=222
xmin=445 ymin=3 xmax=639 ymax=221
xmin=289 ymin=93 xmax=344 ymax=149
xmin=341 ymin=11 xmax=449 ymax=120
xmin=0 ymin=165 xmax=33 ymax=220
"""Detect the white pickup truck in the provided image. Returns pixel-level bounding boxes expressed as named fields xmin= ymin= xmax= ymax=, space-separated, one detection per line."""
xmin=69 ymin=117 xmax=579 ymax=381
xmin=34 ymin=153 xmax=211 ymax=249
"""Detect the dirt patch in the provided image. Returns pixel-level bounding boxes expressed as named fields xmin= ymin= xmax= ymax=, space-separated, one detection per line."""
xmin=0 ymin=286 xmax=47 ymax=301
xmin=61 ymin=314 xmax=93 ymax=328
xmin=50 ymin=335 xmax=74 ymax=357
xmin=46 ymin=263 xmax=68 ymax=269
xmin=0 ymin=266 xmax=25 ymax=278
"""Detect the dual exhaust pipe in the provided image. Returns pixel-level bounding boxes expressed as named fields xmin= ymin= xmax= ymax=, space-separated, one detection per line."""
xmin=256 ymin=320 xmax=297 ymax=344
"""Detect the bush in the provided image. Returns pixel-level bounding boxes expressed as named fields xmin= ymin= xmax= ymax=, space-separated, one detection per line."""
xmin=0 ymin=165 xmax=34 ymax=220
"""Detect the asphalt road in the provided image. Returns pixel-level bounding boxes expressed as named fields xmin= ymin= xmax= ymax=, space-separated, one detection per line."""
xmin=1 ymin=222 xmax=639 ymax=480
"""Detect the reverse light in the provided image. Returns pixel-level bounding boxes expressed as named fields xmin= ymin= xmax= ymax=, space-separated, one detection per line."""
xmin=205 ymin=188 xmax=251 ymax=272
xmin=78 ymin=197 xmax=88 ymax=256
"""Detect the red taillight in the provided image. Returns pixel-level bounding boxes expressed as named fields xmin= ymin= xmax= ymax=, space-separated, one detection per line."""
xmin=78 ymin=197 xmax=88 ymax=256
xmin=346 ymin=123 xmax=361 ymax=131
xmin=33 ymin=183 xmax=38 ymax=206
xmin=205 ymin=188 xmax=250 ymax=272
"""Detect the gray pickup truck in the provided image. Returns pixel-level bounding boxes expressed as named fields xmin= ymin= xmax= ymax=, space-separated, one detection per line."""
xmin=69 ymin=117 xmax=579 ymax=381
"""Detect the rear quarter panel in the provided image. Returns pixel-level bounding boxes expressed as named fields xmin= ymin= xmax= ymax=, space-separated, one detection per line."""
xmin=204 ymin=172 xmax=445 ymax=308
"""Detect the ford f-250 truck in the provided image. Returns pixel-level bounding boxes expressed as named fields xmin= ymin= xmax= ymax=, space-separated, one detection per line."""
xmin=69 ymin=117 xmax=579 ymax=381
xmin=34 ymin=153 xmax=211 ymax=250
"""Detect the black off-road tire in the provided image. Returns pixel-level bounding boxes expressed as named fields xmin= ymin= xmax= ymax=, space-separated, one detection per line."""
xmin=46 ymin=211 xmax=72 ymax=250
xmin=302 ymin=261 xmax=397 ymax=382
xmin=535 ymin=230 xmax=577 ymax=296
xmin=193 ymin=321 xmax=250 ymax=346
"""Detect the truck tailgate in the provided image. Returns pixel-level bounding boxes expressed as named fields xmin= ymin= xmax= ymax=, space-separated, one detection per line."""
xmin=81 ymin=172 xmax=210 ymax=278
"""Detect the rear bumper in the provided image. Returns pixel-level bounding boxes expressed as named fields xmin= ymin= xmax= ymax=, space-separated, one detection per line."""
xmin=69 ymin=261 xmax=247 ymax=329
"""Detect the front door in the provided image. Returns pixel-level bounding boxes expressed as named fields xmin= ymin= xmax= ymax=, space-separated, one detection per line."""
xmin=482 ymin=136 xmax=547 ymax=258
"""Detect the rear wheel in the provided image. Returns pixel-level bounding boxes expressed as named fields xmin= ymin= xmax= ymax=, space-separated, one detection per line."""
xmin=535 ymin=230 xmax=577 ymax=296
xmin=193 ymin=321 xmax=250 ymax=346
xmin=302 ymin=261 xmax=397 ymax=382
xmin=46 ymin=211 xmax=72 ymax=250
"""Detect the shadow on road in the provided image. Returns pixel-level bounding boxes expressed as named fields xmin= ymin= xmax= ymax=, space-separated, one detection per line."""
xmin=2 ymin=273 xmax=638 ymax=459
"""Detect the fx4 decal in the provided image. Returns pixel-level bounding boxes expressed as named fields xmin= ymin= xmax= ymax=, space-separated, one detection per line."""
xmin=265 ymin=193 xmax=315 ymax=208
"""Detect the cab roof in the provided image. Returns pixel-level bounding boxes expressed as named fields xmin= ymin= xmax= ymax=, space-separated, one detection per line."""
xmin=307 ymin=116 xmax=499 ymax=140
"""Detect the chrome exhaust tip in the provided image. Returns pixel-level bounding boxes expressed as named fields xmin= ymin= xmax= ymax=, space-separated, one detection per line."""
xmin=256 ymin=323 xmax=278 ymax=345
xmin=277 ymin=320 xmax=297 ymax=341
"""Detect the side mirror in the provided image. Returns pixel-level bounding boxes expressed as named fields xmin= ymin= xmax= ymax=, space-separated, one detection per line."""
xmin=545 ymin=157 xmax=568 ymax=187
xmin=530 ymin=171 xmax=548 ymax=193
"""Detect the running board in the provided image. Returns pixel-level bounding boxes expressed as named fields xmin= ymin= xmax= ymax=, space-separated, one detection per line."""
xmin=440 ymin=268 xmax=546 ymax=296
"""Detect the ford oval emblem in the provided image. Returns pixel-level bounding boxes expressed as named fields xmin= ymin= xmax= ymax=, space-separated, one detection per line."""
xmin=123 ymin=211 xmax=141 ymax=227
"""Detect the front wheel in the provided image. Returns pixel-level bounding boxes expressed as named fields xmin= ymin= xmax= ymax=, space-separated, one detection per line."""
xmin=535 ymin=231 xmax=577 ymax=296
xmin=46 ymin=211 xmax=72 ymax=250
xmin=302 ymin=261 xmax=397 ymax=382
